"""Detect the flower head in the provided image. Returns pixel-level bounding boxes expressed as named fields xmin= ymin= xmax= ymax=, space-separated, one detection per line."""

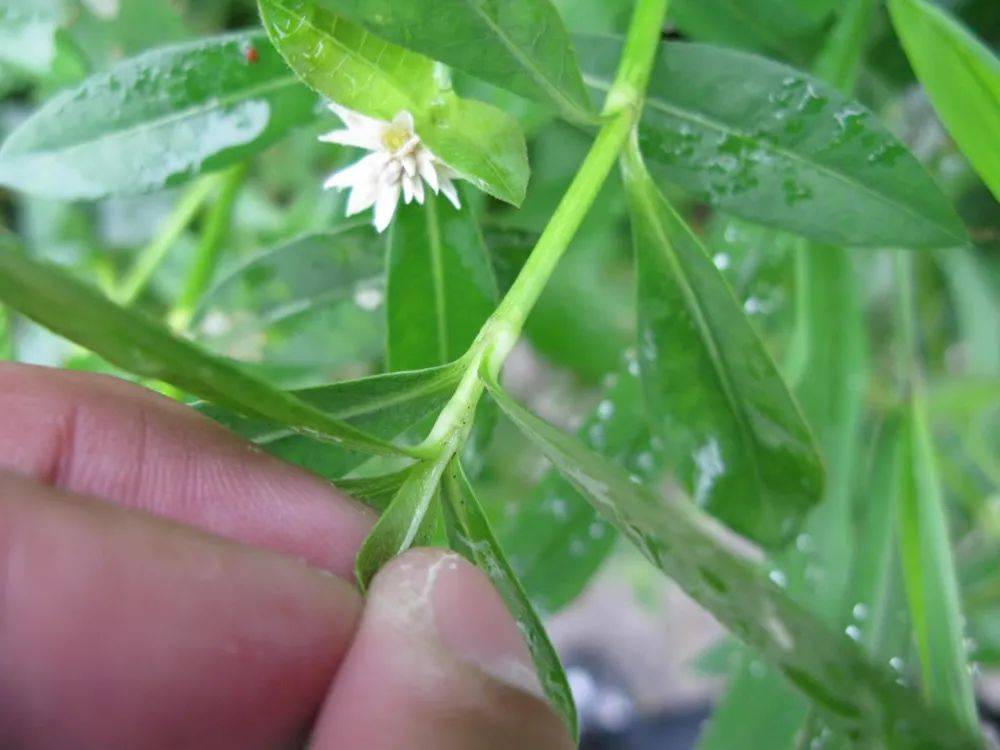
xmin=319 ymin=103 xmax=462 ymax=233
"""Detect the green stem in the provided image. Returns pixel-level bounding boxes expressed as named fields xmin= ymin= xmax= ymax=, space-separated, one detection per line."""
xmin=169 ymin=165 xmax=247 ymax=331
xmin=115 ymin=175 xmax=218 ymax=305
xmin=419 ymin=0 xmax=670 ymax=451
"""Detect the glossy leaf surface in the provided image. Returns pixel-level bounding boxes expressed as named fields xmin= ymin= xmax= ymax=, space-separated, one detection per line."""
xmin=484 ymin=376 xmax=978 ymax=749
xmin=314 ymin=0 xmax=592 ymax=121
xmin=624 ymin=149 xmax=823 ymax=549
xmin=0 ymin=31 xmax=315 ymax=199
xmin=259 ymin=0 xmax=529 ymax=205
xmin=387 ymin=192 xmax=498 ymax=371
xmin=889 ymin=0 xmax=1000 ymax=201
xmin=441 ymin=460 xmax=577 ymax=738
xmin=0 ymin=233 xmax=398 ymax=457
xmin=580 ymin=38 xmax=967 ymax=248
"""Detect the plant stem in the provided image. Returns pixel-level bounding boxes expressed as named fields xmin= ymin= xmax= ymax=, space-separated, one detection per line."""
xmin=115 ymin=175 xmax=218 ymax=305
xmin=419 ymin=0 xmax=670 ymax=453
xmin=169 ymin=165 xmax=247 ymax=331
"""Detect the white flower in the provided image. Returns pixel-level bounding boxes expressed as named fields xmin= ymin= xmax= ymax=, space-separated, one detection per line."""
xmin=319 ymin=103 xmax=462 ymax=233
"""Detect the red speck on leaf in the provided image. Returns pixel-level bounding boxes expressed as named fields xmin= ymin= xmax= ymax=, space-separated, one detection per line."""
xmin=245 ymin=47 xmax=260 ymax=64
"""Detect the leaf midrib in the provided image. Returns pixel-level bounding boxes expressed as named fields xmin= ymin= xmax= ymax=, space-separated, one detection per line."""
xmin=632 ymin=178 xmax=771 ymax=511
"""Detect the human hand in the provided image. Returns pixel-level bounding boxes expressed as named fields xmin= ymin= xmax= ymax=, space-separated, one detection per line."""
xmin=0 ymin=364 xmax=573 ymax=750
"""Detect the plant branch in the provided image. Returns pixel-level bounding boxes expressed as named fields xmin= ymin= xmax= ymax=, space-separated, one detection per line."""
xmin=114 ymin=174 xmax=219 ymax=305
xmin=416 ymin=0 xmax=671 ymax=453
xmin=169 ymin=164 xmax=247 ymax=331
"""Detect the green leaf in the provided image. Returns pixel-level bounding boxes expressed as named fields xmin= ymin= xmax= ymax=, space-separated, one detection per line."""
xmin=0 ymin=31 xmax=316 ymax=200
xmin=387 ymin=191 xmax=498 ymax=370
xmin=889 ymin=0 xmax=1000 ymax=202
xmin=623 ymin=147 xmax=823 ymax=549
xmin=579 ymin=38 xmax=968 ymax=248
xmin=337 ymin=468 xmax=413 ymax=512
xmin=896 ymin=394 xmax=979 ymax=733
xmin=503 ymin=362 xmax=660 ymax=613
xmin=193 ymin=226 xmax=385 ymax=368
xmin=441 ymin=459 xmax=578 ymax=739
xmin=483 ymin=374 xmax=980 ymax=749
xmin=355 ymin=455 xmax=448 ymax=589
xmin=313 ymin=0 xmax=593 ymax=122
xmin=0 ymin=231 xmax=401 ymax=458
xmin=198 ymin=364 xmax=462 ymax=480
xmin=258 ymin=0 xmax=529 ymax=206
xmin=670 ymin=0 xmax=832 ymax=63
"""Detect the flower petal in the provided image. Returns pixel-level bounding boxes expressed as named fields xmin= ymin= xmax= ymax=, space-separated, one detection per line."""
xmin=323 ymin=152 xmax=387 ymax=191
xmin=402 ymin=174 xmax=415 ymax=205
xmin=417 ymin=151 xmax=439 ymax=193
xmin=412 ymin=174 xmax=426 ymax=205
xmin=345 ymin=179 xmax=380 ymax=216
xmin=374 ymin=180 xmax=402 ymax=233
xmin=318 ymin=128 xmax=382 ymax=150
xmin=439 ymin=175 xmax=461 ymax=209
xmin=392 ymin=110 xmax=415 ymax=133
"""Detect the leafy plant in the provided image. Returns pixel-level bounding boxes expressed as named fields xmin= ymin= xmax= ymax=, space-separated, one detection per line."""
xmin=1 ymin=0 xmax=997 ymax=746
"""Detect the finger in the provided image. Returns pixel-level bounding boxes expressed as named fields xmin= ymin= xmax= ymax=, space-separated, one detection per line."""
xmin=0 ymin=472 xmax=362 ymax=750
xmin=310 ymin=549 xmax=574 ymax=750
xmin=0 ymin=363 xmax=373 ymax=577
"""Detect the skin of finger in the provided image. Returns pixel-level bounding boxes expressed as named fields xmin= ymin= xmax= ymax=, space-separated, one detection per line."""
xmin=311 ymin=549 xmax=574 ymax=750
xmin=0 ymin=472 xmax=363 ymax=750
xmin=0 ymin=363 xmax=373 ymax=577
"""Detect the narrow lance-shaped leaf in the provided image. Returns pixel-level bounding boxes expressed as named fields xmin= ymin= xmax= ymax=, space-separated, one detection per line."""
xmin=356 ymin=455 xmax=448 ymax=589
xmin=889 ymin=0 xmax=1000 ymax=202
xmin=0 ymin=31 xmax=316 ymax=200
xmin=259 ymin=0 xmax=529 ymax=206
xmin=387 ymin=190 xmax=499 ymax=371
xmin=578 ymin=38 xmax=968 ymax=248
xmin=483 ymin=374 xmax=980 ymax=750
xmin=0 ymin=233 xmax=402 ymax=458
xmin=198 ymin=364 xmax=463 ymax=480
xmin=337 ymin=468 xmax=413 ymax=513
xmin=313 ymin=0 xmax=593 ymax=122
xmin=441 ymin=459 xmax=578 ymax=739
xmin=623 ymin=143 xmax=823 ymax=549
xmin=896 ymin=394 xmax=979 ymax=733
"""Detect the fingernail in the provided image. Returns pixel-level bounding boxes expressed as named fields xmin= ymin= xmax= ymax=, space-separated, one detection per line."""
xmin=428 ymin=551 xmax=545 ymax=700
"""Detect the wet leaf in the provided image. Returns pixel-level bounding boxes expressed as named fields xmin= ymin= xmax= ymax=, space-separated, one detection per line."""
xmin=258 ymin=0 xmax=529 ymax=206
xmin=0 ymin=231 xmax=401 ymax=457
xmin=313 ymin=0 xmax=593 ymax=122
xmin=0 ymin=31 xmax=316 ymax=200
xmin=387 ymin=191 xmax=498 ymax=370
xmin=483 ymin=374 xmax=981 ymax=749
xmin=889 ymin=0 xmax=1000 ymax=202
xmin=623 ymin=146 xmax=823 ymax=549
xmin=580 ymin=38 xmax=968 ymax=248
xmin=441 ymin=459 xmax=578 ymax=739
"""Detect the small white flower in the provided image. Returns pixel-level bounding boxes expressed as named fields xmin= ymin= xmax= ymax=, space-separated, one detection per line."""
xmin=319 ymin=103 xmax=462 ymax=233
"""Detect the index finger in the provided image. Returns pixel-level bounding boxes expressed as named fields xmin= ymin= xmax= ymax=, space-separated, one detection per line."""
xmin=0 ymin=363 xmax=373 ymax=577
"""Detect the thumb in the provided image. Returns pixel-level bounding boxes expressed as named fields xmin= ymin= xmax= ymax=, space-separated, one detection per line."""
xmin=310 ymin=548 xmax=575 ymax=750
